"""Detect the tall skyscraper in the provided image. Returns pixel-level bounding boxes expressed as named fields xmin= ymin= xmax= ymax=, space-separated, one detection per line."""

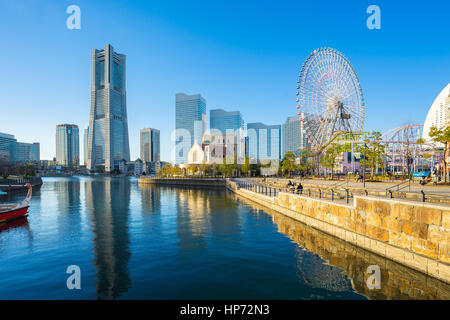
xmin=84 ymin=127 xmax=89 ymax=167
xmin=87 ymin=44 xmax=130 ymax=172
xmin=56 ymin=124 xmax=80 ymax=168
xmin=282 ymin=115 xmax=308 ymax=155
xmin=175 ymin=93 xmax=206 ymax=164
xmin=247 ymin=122 xmax=281 ymax=161
xmin=210 ymin=109 xmax=245 ymax=160
xmin=140 ymin=128 xmax=160 ymax=162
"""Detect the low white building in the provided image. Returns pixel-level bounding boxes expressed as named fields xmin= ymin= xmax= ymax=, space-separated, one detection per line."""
xmin=187 ymin=142 xmax=205 ymax=164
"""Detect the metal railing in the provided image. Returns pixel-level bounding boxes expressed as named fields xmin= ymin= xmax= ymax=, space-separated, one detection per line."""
xmin=384 ymin=188 xmax=450 ymax=203
xmin=333 ymin=178 xmax=350 ymax=189
xmin=234 ymin=180 xmax=280 ymax=198
xmin=385 ymin=179 xmax=411 ymax=199
xmin=233 ymin=179 xmax=352 ymax=204
xmin=235 ymin=178 xmax=450 ymax=205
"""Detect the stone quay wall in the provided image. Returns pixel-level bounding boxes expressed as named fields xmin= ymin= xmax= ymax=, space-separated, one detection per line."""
xmin=226 ymin=180 xmax=450 ymax=284
xmin=138 ymin=177 xmax=226 ymax=188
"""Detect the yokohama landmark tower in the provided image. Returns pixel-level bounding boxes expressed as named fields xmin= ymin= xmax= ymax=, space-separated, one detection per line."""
xmin=87 ymin=44 xmax=130 ymax=172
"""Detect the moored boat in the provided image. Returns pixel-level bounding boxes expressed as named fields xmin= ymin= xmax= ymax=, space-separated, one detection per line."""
xmin=0 ymin=183 xmax=32 ymax=223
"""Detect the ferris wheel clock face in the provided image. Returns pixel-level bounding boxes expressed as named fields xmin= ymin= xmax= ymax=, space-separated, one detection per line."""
xmin=296 ymin=47 xmax=365 ymax=149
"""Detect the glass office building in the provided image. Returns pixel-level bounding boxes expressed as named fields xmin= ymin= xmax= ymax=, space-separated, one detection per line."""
xmin=210 ymin=109 xmax=245 ymax=160
xmin=210 ymin=109 xmax=244 ymax=133
xmin=282 ymin=115 xmax=309 ymax=155
xmin=246 ymin=122 xmax=281 ymax=161
xmin=13 ymin=142 xmax=40 ymax=163
xmin=175 ymin=93 xmax=206 ymax=164
xmin=87 ymin=44 xmax=130 ymax=172
xmin=0 ymin=132 xmax=39 ymax=164
xmin=56 ymin=124 xmax=80 ymax=168
xmin=0 ymin=132 xmax=17 ymax=162
xmin=140 ymin=128 xmax=160 ymax=162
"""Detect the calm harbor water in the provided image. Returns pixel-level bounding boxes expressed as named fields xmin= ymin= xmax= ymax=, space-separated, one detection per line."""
xmin=0 ymin=177 xmax=449 ymax=300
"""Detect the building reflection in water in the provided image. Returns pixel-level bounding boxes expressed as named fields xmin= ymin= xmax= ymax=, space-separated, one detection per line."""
xmin=140 ymin=184 xmax=161 ymax=215
xmin=172 ymin=187 xmax=242 ymax=255
xmin=55 ymin=178 xmax=82 ymax=241
xmin=85 ymin=177 xmax=131 ymax=299
xmin=175 ymin=188 xmax=210 ymax=254
xmin=235 ymin=194 xmax=450 ymax=300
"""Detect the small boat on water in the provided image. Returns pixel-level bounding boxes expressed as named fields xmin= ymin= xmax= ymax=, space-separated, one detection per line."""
xmin=0 ymin=183 xmax=32 ymax=223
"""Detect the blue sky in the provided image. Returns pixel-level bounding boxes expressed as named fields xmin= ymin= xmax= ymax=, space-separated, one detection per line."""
xmin=1 ymin=0 xmax=449 ymax=161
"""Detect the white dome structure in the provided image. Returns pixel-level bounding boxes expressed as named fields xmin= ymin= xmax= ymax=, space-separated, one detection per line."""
xmin=422 ymin=83 xmax=450 ymax=143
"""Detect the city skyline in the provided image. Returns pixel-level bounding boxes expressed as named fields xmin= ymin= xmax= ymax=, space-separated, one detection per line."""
xmin=1 ymin=1 xmax=450 ymax=162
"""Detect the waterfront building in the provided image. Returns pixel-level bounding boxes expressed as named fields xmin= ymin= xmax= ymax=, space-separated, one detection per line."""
xmin=175 ymin=93 xmax=206 ymax=164
xmin=118 ymin=159 xmax=128 ymax=174
xmin=282 ymin=115 xmax=309 ymax=155
xmin=423 ymin=83 xmax=450 ymax=144
xmin=187 ymin=142 xmax=205 ymax=165
xmin=203 ymin=133 xmax=238 ymax=164
xmin=87 ymin=44 xmax=130 ymax=172
xmin=246 ymin=122 xmax=281 ymax=162
xmin=134 ymin=158 xmax=144 ymax=176
xmin=186 ymin=133 xmax=239 ymax=165
xmin=210 ymin=109 xmax=245 ymax=160
xmin=0 ymin=132 xmax=39 ymax=164
xmin=12 ymin=142 xmax=40 ymax=163
xmin=152 ymin=161 xmax=160 ymax=175
xmin=140 ymin=128 xmax=160 ymax=162
xmin=56 ymin=124 xmax=80 ymax=168
xmin=0 ymin=132 xmax=16 ymax=162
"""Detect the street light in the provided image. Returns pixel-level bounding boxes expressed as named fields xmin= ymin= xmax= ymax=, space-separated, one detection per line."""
xmin=363 ymin=142 xmax=367 ymax=188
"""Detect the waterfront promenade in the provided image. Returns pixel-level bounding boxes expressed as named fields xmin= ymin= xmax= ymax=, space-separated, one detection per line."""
xmin=252 ymin=177 xmax=450 ymax=206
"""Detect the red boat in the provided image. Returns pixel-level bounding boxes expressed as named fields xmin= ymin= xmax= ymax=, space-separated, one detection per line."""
xmin=0 ymin=183 xmax=32 ymax=223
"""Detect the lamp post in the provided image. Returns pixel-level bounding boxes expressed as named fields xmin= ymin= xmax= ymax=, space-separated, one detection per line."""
xmin=363 ymin=142 xmax=367 ymax=188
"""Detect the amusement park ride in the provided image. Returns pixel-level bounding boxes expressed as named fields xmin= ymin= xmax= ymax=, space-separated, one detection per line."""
xmin=295 ymin=47 xmax=439 ymax=174
xmin=296 ymin=47 xmax=365 ymax=151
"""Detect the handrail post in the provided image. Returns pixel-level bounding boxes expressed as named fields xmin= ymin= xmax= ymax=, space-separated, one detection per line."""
xmin=331 ymin=189 xmax=334 ymax=201
xmin=346 ymin=189 xmax=349 ymax=204
xmin=319 ymin=189 xmax=321 ymax=199
xmin=421 ymin=190 xmax=425 ymax=202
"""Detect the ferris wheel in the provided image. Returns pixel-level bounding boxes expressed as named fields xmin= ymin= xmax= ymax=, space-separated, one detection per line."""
xmin=296 ymin=47 xmax=365 ymax=150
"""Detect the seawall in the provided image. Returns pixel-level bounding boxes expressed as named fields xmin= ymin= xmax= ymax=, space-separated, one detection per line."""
xmin=138 ymin=177 xmax=226 ymax=188
xmin=226 ymin=179 xmax=450 ymax=284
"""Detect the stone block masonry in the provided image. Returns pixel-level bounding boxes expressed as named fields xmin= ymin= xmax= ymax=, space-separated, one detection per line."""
xmin=139 ymin=177 xmax=226 ymax=188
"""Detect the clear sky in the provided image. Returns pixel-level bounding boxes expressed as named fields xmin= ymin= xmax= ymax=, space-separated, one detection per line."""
xmin=1 ymin=0 xmax=449 ymax=162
